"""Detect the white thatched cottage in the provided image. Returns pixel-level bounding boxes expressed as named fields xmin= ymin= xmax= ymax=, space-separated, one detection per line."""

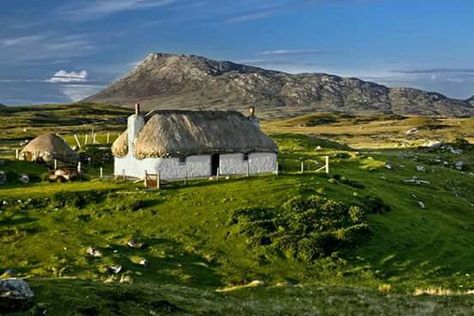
xmin=112 ymin=105 xmax=278 ymax=180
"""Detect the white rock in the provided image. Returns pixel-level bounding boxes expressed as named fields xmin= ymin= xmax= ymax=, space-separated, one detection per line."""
xmin=422 ymin=141 xmax=442 ymax=148
xmin=416 ymin=166 xmax=425 ymax=172
xmin=86 ymin=247 xmax=102 ymax=258
xmin=18 ymin=174 xmax=29 ymax=184
xmin=108 ymin=265 xmax=122 ymax=274
xmin=454 ymin=161 xmax=465 ymax=170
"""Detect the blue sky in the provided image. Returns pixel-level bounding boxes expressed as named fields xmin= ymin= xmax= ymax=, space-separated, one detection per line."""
xmin=1 ymin=0 xmax=474 ymax=105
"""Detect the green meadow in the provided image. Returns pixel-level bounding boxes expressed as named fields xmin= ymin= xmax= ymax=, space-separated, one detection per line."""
xmin=1 ymin=104 xmax=473 ymax=314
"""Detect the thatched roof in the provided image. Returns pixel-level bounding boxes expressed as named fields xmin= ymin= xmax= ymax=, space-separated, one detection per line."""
xmin=20 ymin=133 xmax=78 ymax=162
xmin=112 ymin=110 xmax=277 ymax=159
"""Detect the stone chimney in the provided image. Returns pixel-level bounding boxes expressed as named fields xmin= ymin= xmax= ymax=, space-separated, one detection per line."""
xmin=135 ymin=103 xmax=140 ymax=115
xmin=247 ymin=106 xmax=260 ymax=128
xmin=127 ymin=103 xmax=145 ymax=157
xmin=248 ymin=106 xmax=255 ymax=117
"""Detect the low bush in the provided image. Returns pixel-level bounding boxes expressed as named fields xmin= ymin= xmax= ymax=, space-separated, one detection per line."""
xmin=358 ymin=196 xmax=391 ymax=214
xmin=332 ymin=174 xmax=365 ymax=189
xmin=79 ymin=145 xmax=113 ymax=167
xmin=50 ymin=190 xmax=110 ymax=209
xmin=231 ymin=195 xmax=373 ymax=262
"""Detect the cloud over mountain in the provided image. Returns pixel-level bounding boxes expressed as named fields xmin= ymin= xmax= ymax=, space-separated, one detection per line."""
xmin=48 ymin=70 xmax=88 ymax=83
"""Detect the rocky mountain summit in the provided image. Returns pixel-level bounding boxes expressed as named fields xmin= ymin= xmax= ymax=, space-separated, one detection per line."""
xmin=84 ymin=53 xmax=474 ymax=117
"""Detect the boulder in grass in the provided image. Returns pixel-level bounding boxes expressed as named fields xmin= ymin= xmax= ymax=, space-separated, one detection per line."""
xmin=416 ymin=166 xmax=425 ymax=172
xmin=0 ymin=279 xmax=34 ymax=313
xmin=454 ymin=161 xmax=465 ymax=170
xmin=86 ymin=247 xmax=102 ymax=258
xmin=19 ymin=174 xmax=29 ymax=184
xmin=127 ymin=239 xmax=144 ymax=249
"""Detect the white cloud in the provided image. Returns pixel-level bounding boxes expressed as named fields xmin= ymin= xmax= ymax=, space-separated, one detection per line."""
xmin=62 ymin=0 xmax=180 ymax=20
xmin=259 ymin=49 xmax=326 ymax=56
xmin=225 ymin=10 xmax=274 ymax=23
xmin=48 ymin=70 xmax=88 ymax=83
xmin=0 ymin=35 xmax=45 ymax=48
xmin=0 ymin=33 xmax=95 ymax=64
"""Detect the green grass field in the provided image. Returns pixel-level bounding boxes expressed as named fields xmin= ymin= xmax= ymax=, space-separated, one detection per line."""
xmin=1 ymin=104 xmax=474 ymax=314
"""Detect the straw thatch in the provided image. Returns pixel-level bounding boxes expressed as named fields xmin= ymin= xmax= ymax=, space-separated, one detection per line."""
xmin=19 ymin=133 xmax=78 ymax=163
xmin=112 ymin=110 xmax=278 ymax=159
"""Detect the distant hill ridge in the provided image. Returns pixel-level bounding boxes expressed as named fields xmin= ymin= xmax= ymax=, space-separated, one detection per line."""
xmin=84 ymin=53 xmax=474 ymax=117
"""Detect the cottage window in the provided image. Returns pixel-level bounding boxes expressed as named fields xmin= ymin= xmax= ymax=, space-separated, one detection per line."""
xmin=243 ymin=153 xmax=249 ymax=161
xmin=179 ymin=156 xmax=186 ymax=165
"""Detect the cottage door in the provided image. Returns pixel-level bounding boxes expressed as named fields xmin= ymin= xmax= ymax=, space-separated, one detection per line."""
xmin=211 ymin=154 xmax=220 ymax=176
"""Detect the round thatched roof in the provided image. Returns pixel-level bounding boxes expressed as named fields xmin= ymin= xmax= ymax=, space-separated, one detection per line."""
xmin=20 ymin=133 xmax=78 ymax=163
xmin=112 ymin=110 xmax=278 ymax=159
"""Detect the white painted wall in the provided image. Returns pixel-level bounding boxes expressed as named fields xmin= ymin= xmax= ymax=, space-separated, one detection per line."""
xmin=219 ymin=152 xmax=277 ymax=175
xmin=114 ymin=154 xmax=211 ymax=180
xmin=115 ymin=151 xmax=277 ymax=180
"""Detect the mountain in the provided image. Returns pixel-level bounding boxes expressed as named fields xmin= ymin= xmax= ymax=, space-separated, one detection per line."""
xmin=84 ymin=53 xmax=474 ymax=117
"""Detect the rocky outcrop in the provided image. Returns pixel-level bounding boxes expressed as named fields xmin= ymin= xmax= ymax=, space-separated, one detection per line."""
xmin=0 ymin=279 xmax=34 ymax=313
xmin=84 ymin=53 xmax=474 ymax=117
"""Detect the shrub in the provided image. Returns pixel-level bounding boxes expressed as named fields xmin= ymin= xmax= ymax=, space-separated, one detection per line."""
xmin=335 ymin=152 xmax=351 ymax=159
xmin=454 ymin=138 xmax=470 ymax=149
xmin=231 ymin=195 xmax=373 ymax=262
xmin=112 ymin=197 xmax=148 ymax=212
xmin=79 ymin=145 xmax=113 ymax=167
xmin=359 ymin=196 xmax=390 ymax=214
xmin=51 ymin=190 xmax=109 ymax=209
xmin=331 ymin=174 xmax=365 ymax=189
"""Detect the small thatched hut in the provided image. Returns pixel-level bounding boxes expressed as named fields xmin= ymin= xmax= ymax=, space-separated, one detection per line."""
xmin=112 ymin=105 xmax=278 ymax=180
xmin=19 ymin=133 xmax=78 ymax=163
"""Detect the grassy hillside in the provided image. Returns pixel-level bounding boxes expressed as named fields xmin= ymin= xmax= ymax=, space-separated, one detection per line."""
xmin=0 ymin=103 xmax=129 ymax=143
xmin=1 ymin=131 xmax=474 ymax=314
xmin=263 ymin=112 xmax=474 ymax=148
xmin=0 ymin=104 xmax=473 ymax=314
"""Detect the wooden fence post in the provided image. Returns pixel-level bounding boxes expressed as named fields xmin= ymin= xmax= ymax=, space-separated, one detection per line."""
xmin=74 ymin=134 xmax=82 ymax=149
xmin=100 ymin=167 xmax=103 ymax=179
xmin=77 ymin=162 xmax=82 ymax=174
xmin=156 ymin=172 xmax=160 ymax=189
xmin=246 ymin=160 xmax=250 ymax=177
xmin=85 ymin=134 xmax=88 ymax=145
xmin=325 ymin=156 xmax=329 ymax=174
xmin=144 ymin=170 xmax=148 ymax=188
xmin=106 ymin=132 xmax=110 ymax=144
xmin=275 ymin=162 xmax=279 ymax=175
xmin=216 ymin=168 xmax=220 ymax=180
xmin=300 ymin=161 xmax=304 ymax=174
xmin=15 ymin=149 xmax=19 ymax=160
xmin=54 ymin=159 xmax=57 ymax=170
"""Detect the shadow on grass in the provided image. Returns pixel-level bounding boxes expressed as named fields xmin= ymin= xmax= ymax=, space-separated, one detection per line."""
xmin=0 ymin=216 xmax=38 ymax=226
